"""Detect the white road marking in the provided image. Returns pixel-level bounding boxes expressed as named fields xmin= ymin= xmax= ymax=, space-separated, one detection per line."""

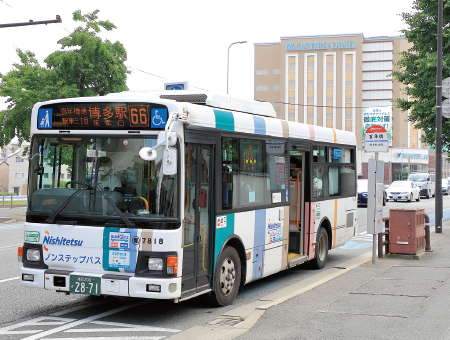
xmin=49 ymin=301 xmax=107 ymax=316
xmin=42 ymin=337 xmax=164 ymax=340
xmin=89 ymin=320 xmax=181 ymax=332
xmin=0 ymin=317 xmax=75 ymax=335
xmin=0 ymin=309 xmax=180 ymax=339
xmin=67 ymin=327 xmax=180 ymax=333
xmin=21 ymin=300 xmax=151 ymax=340
xmin=350 ymin=232 xmax=373 ymax=242
xmin=0 ymin=223 xmax=25 ymax=230
xmin=0 ymin=277 xmax=19 ymax=283
xmin=0 ymin=244 xmax=22 ymax=251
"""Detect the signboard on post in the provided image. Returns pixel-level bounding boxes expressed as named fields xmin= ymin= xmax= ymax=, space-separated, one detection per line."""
xmin=364 ymin=125 xmax=389 ymax=153
xmin=365 ymin=125 xmax=388 ymax=263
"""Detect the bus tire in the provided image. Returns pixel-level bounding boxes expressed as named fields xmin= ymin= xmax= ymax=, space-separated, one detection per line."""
xmin=311 ymin=228 xmax=328 ymax=269
xmin=209 ymin=246 xmax=241 ymax=307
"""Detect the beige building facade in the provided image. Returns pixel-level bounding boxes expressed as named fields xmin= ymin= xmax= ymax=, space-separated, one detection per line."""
xmin=254 ymin=33 xmax=429 ymax=183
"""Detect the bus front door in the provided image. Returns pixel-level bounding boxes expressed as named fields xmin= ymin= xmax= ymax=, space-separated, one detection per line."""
xmin=182 ymin=144 xmax=213 ymax=298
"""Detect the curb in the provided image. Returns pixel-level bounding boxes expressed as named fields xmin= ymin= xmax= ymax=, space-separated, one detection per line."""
xmin=165 ymin=251 xmax=373 ymax=340
xmin=0 ymin=218 xmax=26 ymax=226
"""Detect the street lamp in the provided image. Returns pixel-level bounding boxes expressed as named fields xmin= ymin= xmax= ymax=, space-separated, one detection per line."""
xmin=227 ymin=41 xmax=247 ymax=94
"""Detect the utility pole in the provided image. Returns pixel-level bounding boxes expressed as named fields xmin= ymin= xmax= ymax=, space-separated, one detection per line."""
xmin=436 ymin=0 xmax=443 ymax=233
xmin=0 ymin=15 xmax=61 ymax=28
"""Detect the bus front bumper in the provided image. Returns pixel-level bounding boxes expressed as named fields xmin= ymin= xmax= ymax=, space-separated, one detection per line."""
xmin=20 ymin=267 xmax=182 ymax=299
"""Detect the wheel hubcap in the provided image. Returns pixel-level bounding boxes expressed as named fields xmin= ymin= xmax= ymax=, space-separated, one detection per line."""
xmin=318 ymin=233 xmax=327 ymax=262
xmin=219 ymin=257 xmax=236 ymax=296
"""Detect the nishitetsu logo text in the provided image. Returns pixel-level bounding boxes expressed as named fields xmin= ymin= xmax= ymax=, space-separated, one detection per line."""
xmin=43 ymin=231 xmax=84 ymax=247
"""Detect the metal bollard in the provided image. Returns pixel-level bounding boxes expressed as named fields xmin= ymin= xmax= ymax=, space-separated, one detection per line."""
xmin=425 ymin=214 xmax=432 ymax=252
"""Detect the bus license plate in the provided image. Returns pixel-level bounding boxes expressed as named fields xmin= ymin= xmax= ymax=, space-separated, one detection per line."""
xmin=69 ymin=275 xmax=101 ymax=296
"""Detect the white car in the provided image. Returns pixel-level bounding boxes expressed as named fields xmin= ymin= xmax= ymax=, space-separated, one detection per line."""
xmin=386 ymin=180 xmax=421 ymax=202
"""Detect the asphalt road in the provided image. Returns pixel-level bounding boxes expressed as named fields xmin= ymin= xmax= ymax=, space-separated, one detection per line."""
xmin=0 ymin=198 xmax=448 ymax=339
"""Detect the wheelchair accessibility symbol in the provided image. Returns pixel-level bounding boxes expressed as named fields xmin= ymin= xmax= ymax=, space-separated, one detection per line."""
xmin=151 ymin=108 xmax=167 ymax=128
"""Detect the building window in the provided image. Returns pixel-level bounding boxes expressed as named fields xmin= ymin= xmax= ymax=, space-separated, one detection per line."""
xmin=256 ymin=85 xmax=269 ymax=91
xmin=287 ymin=56 xmax=297 ymax=122
xmin=256 ymin=69 xmax=269 ymax=76
xmin=305 ymin=55 xmax=316 ymax=125
xmin=15 ymin=173 xmax=24 ymax=178
xmin=67 ymin=174 xmax=71 ymax=180
xmin=324 ymin=54 xmax=334 ymax=128
xmin=61 ymin=174 xmax=65 ymax=179
xmin=273 ymin=68 xmax=281 ymax=75
xmin=16 ymin=157 xmax=24 ymax=163
xmin=344 ymin=53 xmax=354 ymax=132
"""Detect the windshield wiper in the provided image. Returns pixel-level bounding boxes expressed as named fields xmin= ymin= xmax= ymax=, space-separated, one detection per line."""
xmin=46 ymin=182 xmax=92 ymax=224
xmin=46 ymin=182 xmax=134 ymax=228
xmin=95 ymin=183 xmax=135 ymax=228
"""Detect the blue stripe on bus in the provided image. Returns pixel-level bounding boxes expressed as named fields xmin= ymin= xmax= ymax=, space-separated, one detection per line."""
xmin=254 ymin=210 xmax=266 ymax=247
xmin=213 ymin=109 xmax=234 ymax=131
xmin=214 ymin=213 xmax=235 ymax=267
xmin=253 ymin=116 xmax=266 ymax=135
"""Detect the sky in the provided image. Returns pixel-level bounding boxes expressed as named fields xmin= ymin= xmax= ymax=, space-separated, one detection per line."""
xmin=0 ymin=0 xmax=416 ymax=111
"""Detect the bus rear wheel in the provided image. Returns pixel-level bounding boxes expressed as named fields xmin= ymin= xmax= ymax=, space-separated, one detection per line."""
xmin=209 ymin=246 xmax=241 ymax=307
xmin=311 ymin=228 xmax=328 ymax=269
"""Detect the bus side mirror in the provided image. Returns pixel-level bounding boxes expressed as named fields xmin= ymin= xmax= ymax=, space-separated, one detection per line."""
xmin=163 ymin=148 xmax=177 ymax=175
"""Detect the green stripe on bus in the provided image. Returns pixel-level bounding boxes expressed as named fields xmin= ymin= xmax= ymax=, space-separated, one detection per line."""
xmin=214 ymin=214 xmax=235 ymax=268
xmin=214 ymin=109 xmax=234 ymax=131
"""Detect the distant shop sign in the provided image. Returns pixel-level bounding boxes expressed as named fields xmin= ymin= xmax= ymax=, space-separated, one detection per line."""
xmin=395 ymin=153 xmax=429 ymax=159
xmin=362 ymin=106 xmax=392 ymax=141
xmin=286 ymin=40 xmax=356 ymax=51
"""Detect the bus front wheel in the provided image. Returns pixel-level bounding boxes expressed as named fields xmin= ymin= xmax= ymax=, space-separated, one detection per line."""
xmin=311 ymin=228 xmax=329 ymax=269
xmin=210 ymin=246 xmax=241 ymax=307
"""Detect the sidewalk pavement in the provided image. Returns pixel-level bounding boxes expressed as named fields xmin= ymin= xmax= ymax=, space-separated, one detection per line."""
xmin=236 ymin=219 xmax=450 ymax=340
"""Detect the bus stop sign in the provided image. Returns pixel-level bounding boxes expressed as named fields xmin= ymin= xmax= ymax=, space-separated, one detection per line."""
xmin=364 ymin=125 xmax=388 ymax=153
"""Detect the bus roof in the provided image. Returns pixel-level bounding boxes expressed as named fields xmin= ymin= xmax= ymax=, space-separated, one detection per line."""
xmin=106 ymin=90 xmax=277 ymax=117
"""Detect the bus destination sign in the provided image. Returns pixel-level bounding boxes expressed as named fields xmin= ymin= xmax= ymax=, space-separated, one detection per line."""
xmin=37 ymin=102 xmax=169 ymax=130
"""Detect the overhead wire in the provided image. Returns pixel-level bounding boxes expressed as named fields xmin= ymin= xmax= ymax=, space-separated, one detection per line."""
xmin=274 ymin=101 xmax=394 ymax=109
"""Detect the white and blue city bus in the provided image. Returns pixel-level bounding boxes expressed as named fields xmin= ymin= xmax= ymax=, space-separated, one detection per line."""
xmin=19 ymin=91 xmax=357 ymax=306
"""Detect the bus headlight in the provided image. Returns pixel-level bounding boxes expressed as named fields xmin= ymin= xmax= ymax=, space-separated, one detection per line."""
xmin=26 ymin=249 xmax=41 ymax=262
xmin=148 ymin=258 xmax=163 ymax=271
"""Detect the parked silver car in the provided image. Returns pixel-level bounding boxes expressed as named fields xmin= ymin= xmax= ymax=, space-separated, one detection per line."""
xmin=407 ymin=173 xmax=435 ymax=198
xmin=385 ymin=180 xmax=420 ymax=202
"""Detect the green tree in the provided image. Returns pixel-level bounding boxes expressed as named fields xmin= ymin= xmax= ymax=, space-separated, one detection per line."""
xmin=393 ymin=0 xmax=450 ymax=149
xmin=0 ymin=9 xmax=129 ymax=147
xmin=45 ymin=10 xmax=129 ymax=98
xmin=0 ymin=50 xmax=59 ymax=147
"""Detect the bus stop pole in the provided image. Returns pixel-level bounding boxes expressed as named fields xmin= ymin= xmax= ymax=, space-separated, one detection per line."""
xmin=373 ymin=152 xmax=379 ymax=264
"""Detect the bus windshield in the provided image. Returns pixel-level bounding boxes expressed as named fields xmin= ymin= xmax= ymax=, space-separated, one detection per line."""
xmin=28 ymin=136 xmax=178 ymax=223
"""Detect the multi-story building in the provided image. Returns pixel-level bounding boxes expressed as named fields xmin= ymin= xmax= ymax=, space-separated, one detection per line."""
xmin=254 ymin=33 xmax=430 ymax=183
xmin=0 ymin=140 xmax=30 ymax=195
